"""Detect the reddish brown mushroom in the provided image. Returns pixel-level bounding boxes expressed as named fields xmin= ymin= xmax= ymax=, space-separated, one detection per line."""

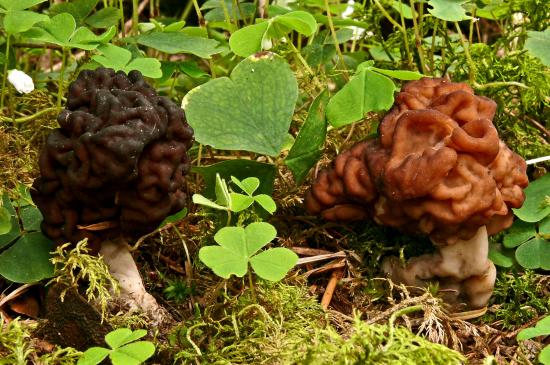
xmin=305 ymin=78 xmax=528 ymax=308
xmin=32 ymin=68 xmax=194 ymax=318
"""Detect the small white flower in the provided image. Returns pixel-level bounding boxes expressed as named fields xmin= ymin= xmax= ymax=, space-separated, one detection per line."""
xmin=8 ymin=69 xmax=34 ymax=94
xmin=342 ymin=0 xmax=355 ymax=19
xmin=261 ymin=37 xmax=273 ymax=50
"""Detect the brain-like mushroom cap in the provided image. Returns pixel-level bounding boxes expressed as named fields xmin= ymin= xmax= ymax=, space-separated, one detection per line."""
xmin=32 ymin=68 xmax=194 ymax=251
xmin=305 ymin=78 xmax=528 ymax=244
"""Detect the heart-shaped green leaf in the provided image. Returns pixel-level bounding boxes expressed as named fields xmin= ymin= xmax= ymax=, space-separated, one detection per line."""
xmin=285 ymin=91 xmax=328 ymax=184
xmin=77 ymin=347 xmax=110 ymax=365
xmin=250 ymin=247 xmax=298 ymax=281
xmin=0 ymin=232 xmax=55 ymax=283
xmin=513 ymin=174 xmax=550 ymax=223
xmin=19 ymin=205 xmax=43 ymax=232
xmin=183 ymin=53 xmax=298 ymax=156
xmin=0 ymin=0 xmax=46 ymax=11
xmin=540 ymin=216 xmax=550 ymax=235
xmin=48 ymin=0 xmax=97 ymax=24
xmin=3 ymin=10 xmax=48 ymax=34
xmin=0 ymin=193 xmax=20 ymax=249
xmin=199 ymin=246 xmax=248 ymax=279
xmin=110 ymin=341 xmax=155 ymax=365
xmin=245 ymin=222 xmax=277 ymax=256
xmin=515 ymin=237 xmax=550 ymax=270
xmin=525 ymin=29 xmax=550 ymax=67
xmin=427 ymin=0 xmax=471 ymax=22
xmin=326 ymin=69 xmax=396 ymax=128
xmin=488 ymin=246 xmax=514 ymax=268
xmin=229 ymin=21 xmax=271 ymax=57
xmin=192 ymin=194 xmax=227 ymax=211
xmin=106 ymin=329 xmax=147 ymax=349
xmin=85 ymin=7 xmax=120 ymax=29
xmin=275 ymin=11 xmax=317 ymax=36
xmin=0 ymin=207 xmax=11 ymax=235
xmin=232 ymin=176 xmax=260 ymax=196
xmin=503 ymin=219 xmax=536 ymax=248
xmin=136 ymin=31 xmax=221 ymax=58
xmin=92 ymin=44 xmax=163 ymax=77
xmin=253 ymin=194 xmax=277 ymax=214
xmin=517 ymin=316 xmax=550 ymax=340
xmin=230 ymin=193 xmax=255 ymax=212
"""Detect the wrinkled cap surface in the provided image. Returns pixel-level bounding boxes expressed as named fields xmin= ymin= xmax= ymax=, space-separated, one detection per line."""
xmin=32 ymin=68 xmax=194 ymax=251
xmin=305 ymin=78 xmax=528 ymax=244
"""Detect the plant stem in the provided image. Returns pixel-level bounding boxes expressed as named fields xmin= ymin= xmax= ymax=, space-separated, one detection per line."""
xmin=324 ymin=0 xmax=348 ymax=80
xmin=57 ymin=48 xmax=67 ymax=110
xmin=192 ymin=0 xmax=205 ymax=27
xmin=248 ymin=270 xmax=257 ymax=303
xmin=397 ymin=0 xmax=413 ymax=67
xmin=287 ymin=42 xmax=324 ymax=91
xmin=409 ymin=0 xmax=427 ymax=73
xmin=473 ymin=81 xmax=528 ymax=90
xmin=384 ymin=304 xmax=423 ymax=351
xmin=131 ymin=0 xmax=139 ymax=35
xmin=118 ymin=0 xmax=125 ymax=37
xmin=454 ymin=22 xmax=476 ymax=83
xmin=0 ymin=107 xmax=58 ymax=123
xmin=0 ymin=34 xmax=11 ymax=111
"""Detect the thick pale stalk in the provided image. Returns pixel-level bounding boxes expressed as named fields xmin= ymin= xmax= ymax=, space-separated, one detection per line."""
xmin=100 ymin=238 xmax=171 ymax=324
xmin=382 ymin=226 xmax=496 ymax=309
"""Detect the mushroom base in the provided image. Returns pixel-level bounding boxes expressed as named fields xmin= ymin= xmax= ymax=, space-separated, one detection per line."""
xmin=382 ymin=226 xmax=496 ymax=309
xmin=100 ymin=238 xmax=173 ymax=325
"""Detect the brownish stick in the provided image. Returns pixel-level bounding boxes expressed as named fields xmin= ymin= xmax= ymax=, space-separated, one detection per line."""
xmin=321 ymin=268 xmax=344 ymax=310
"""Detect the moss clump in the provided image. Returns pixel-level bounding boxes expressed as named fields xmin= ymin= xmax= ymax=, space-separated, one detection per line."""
xmin=0 ymin=318 xmax=81 ymax=365
xmin=483 ymin=270 xmax=550 ymax=329
xmin=298 ymin=315 xmax=465 ymax=365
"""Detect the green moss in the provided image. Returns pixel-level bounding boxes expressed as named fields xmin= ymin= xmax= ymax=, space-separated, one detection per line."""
xmin=298 ymin=315 xmax=465 ymax=365
xmin=483 ymin=270 xmax=550 ymax=329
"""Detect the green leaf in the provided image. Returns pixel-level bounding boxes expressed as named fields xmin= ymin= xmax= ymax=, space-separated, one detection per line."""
xmin=245 ymin=222 xmax=277 ymax=256
xmin=427 ymin=0 xmax=471 ymax=22
xmin=0 ymin=207 xmax=11 ymax=235
xmin=48 ymin=0 xmax=98 ymax=24
xmin=125 ymin=58 xmax=162 ymax=78
xmin=179 ymin=61 xmax=208 ymax=78
xmin=503 ymin=220 xmax=536 ymax=248
xmin=93 ymin=44 xmax=161 ymax=78
xmin=517 ymin=316 xmax=550 ymax=340
xmin=0 ymin=232 xmax=55 ymax=283
xmin=326 ymin=69 xmax=396 ymax=128
xmin=488 ymin=247 xmax=514 ymax=268
xmin=215 ymin=173 xmax=231 ymax=208
xmin=106 ymin=329 xmax=147 ymax=349
xmin=231 ymin=176 xmax=260 ymax=196
xmin=0 ymin=194 xmax=20 ymax=249
xmin=192 ymin=194 xmax=227 ymax=211
xmin=193 ymin=160 xmax=277 ymax=200
xmin=275 ymin=11 xmax=317 ymax=36
xmin=85 ymin=7 xmax=121 ymax=29
xmin=136 ymin=31 xmax=222 ymax=58
xmin=513 ymin=174 xmax=550 ymax=223
xmin=77 ymin=347 xmax=110 ymax=365
xmin=391 ymin=1 xmax=413 ymax=19
xmin=250 ymin=247 xmax=298 ymax=281
xmin=540 ymin=215 xmax=550 ymax=235
xmin=3 ymin=10 xmax=48 ymax=34
xmin=229 ymin=21 xmax=271 ymax=57
xmin=253 ymin=194 xmax=277 ymax=214
xmin=19 ymin=205 xmax=43 ymax=232
xmin=164 ymin=20 xmax=186 ymax=32
xmin=183 ymin=53 xmax=298 ymax=156
xmin=285 ymin=91 xmax=328 ymax=184
xmin=158 ymin=208 xmax=187 ymax=228
xmin=371 ymin=67 xmax=424 ymax=80
xmin=524 ymin=29 xmax=550 ymax=67
xmin=0 ymin=0 xmax=46 ymax=11
xmin=540 ymin=345 xmax=550 ymax=365
xmin=229 ymin=193 xmax=255 ymax=212
xmin=110 ymin=341 xmax=155 ymax=365
xmin=515 ymin=237 xmax=550 ymax=270
xmin=199 ymin=245 xmax=248 ymax=278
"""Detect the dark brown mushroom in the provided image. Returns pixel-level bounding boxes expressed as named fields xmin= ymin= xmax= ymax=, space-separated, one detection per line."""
xmin=31 ymin=68 xmax=194 ymax=318
xmin=305 ymin=78 xmax=528 ymax=309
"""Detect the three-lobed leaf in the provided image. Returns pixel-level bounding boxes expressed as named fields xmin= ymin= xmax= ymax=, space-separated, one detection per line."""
xmin=110 ymin=342 xmax=156 ymax=365
xmin=249 ymin=247 xmax=299 ymax=281
xmin=92 ymin=44 xmax=162 ymax=78
xmin=515 ymin=237 xmax=550 ymax=270
xmin=503 ymin=219 xmax=536 ymax=248
xmin=106 ymin=329 xmax=147 ymax=349
xmin=513 ymin=173 xmax=550 ymax=223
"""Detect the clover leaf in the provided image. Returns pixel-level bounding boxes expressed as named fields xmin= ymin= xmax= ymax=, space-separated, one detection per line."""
xmin=24 ymin=13 xmax=115 ymax=50
xmin=517 ymin=316 xmax=550 ymax=365
xmin=199 ymin=222 xmax=298 ymax=281
xmin=0 ymin=0 xmax=49 ymax=34
xmin=92 ymin=44 xmax=162 ymax=78
xmin=78 ymin=328 xmax=155 ymax=365
xmin=427 ymin=0 xmax=471 ymax=22
xmin=230 ymin=176 xmax=277 ymax=214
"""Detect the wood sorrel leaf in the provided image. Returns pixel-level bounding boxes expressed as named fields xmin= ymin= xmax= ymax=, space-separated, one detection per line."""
xmin=427 ymin=0 xmax=471 ymax=22
xmin=285 ymin=91 xmax=328 ymax=184
xmin=525 ymin=29 xmax=550 ymax=67
xmin=245 ymin=222 xmax=277 ymax=256
xmin=183 ymin=53 xmax=298 ymax=156
xmin=513 ymin=173 xmax=550 ymax=223
xmin=136 ymin=31 xmax=222 ymax=58
xmin=110 ymin=341 xmax=155 ymax=365
xmin=77 ymin=347 xmax=110 ymax=365
xmin=106 ymin=328 xmax=147 ymax=349
xmin=515 ymin=237 xmax=550 ymax=270
xmin=3 ymin=10 xmax=48 ymax=34
xmin=249 ymin=247 xmax=298 ymax=281
xmin=229 ymin=21 xmax=271 ymax=57
xmin=231 ymin=176 xmax=260 ymax=196
xmin=0 ymin=207 xmax=11 ymax=235
xmin=503 ymin=220 xmax=536 ymax=248
xmin=326 ymin=69 xmax=396 ymax=128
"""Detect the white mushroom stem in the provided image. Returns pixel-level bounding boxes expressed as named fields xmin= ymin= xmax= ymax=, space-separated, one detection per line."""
xmin=382 ymin=226 xmax=496 ymax=308
xmin=100 ymin=238 xmax=171 ymax=324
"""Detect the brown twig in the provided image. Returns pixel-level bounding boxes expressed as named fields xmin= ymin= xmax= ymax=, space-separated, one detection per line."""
xmin=321 ymin=268 xmax=344 ymax=310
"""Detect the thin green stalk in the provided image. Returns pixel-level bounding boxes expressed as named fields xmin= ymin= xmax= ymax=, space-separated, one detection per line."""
xmin=430 ymin=21 xmax=439 ymax=74
xmin=57 ymin=48 xmax=67 ymax=109
xmin=384 ymin=304 xmax=423 ymax=351
xmin=118 ymin=0 xmax=125 ymax=37
xmin=180 ymin=0 xmax=194 ymax=21
xmin=0 ymin=107 xmax=58 ymax=123
xmin=454 ymin=22 xmax=476 ymax=83
xmin=287 ymin=42 xmax=324 ymax=90
xmin=192 ymin=0 xmax=205 ymax=27
xmin=409 ymin=0 xmax=427 ymax=73
xmin=248 ymin=270 xmax=257 ymax=303
xmin=220 ymin=0 xmax=234 ymax=29
xmin=324 ymin=0 xmax=348 ymax=79
xmin=0 ymin=34 xmax=11 ymax=110
xmin=396 ymin=0 xmax=412 ymax=67
xmin=373 ymin=0 xmax=403 ymax=31
xmin=473 ymin=81 xmax=528 ymax=90
xmin=131 ymin=0 xmax=139 ymax=35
